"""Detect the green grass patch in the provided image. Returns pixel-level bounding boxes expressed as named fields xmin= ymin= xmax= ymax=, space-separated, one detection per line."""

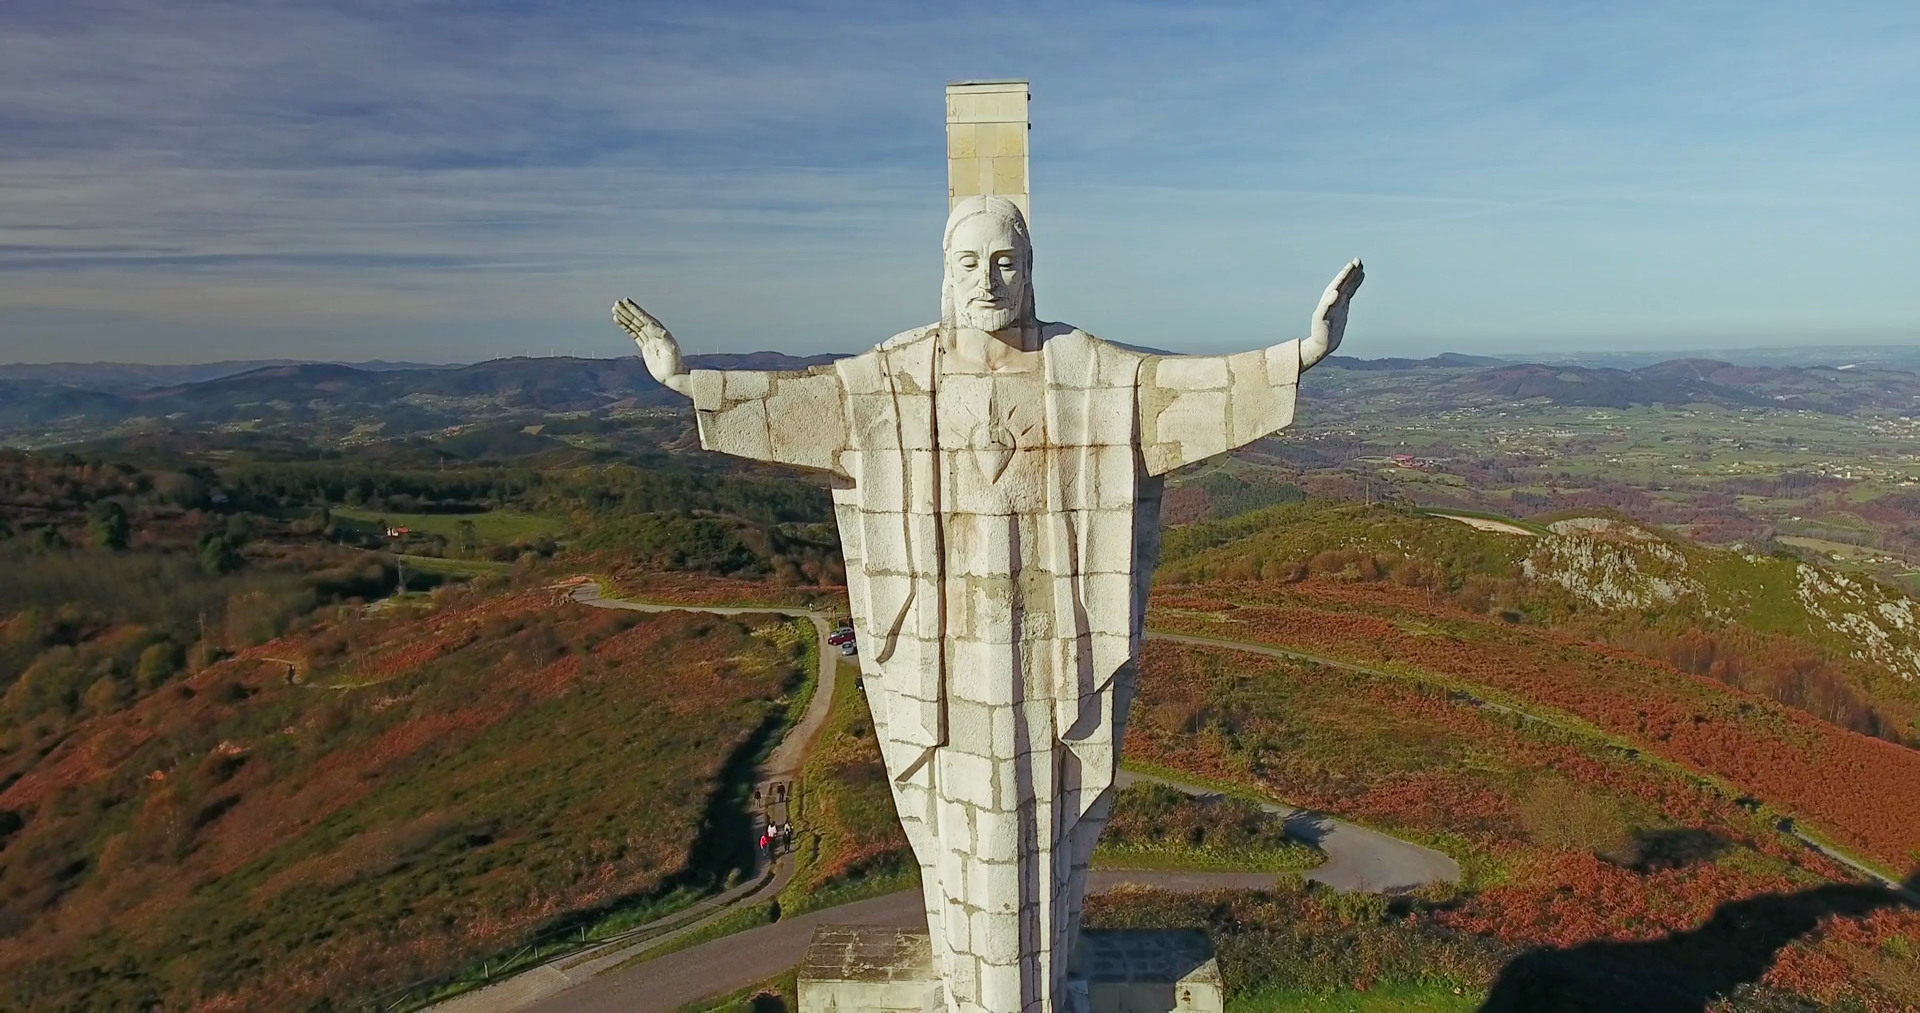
xmin=1097 ymin=781 xmax=1324 ymax=874
xmin=613 ymin=901 xmax=780 ymax=971
xmin=1227 ymin=981 xmax=1485 ymax=1012
xmin=333 ymin=506 xmax=564 ymax=542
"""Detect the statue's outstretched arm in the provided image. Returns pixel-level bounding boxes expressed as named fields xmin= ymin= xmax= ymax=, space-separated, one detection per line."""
xmin=613 ymin=298 xmax=848 ymax=473
xmin=1137 ymin=259 xmax=1361 ymax=476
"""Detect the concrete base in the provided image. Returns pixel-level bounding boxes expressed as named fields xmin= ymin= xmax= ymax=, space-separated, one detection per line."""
xmin=797 ymin=927 xmax=1221 ymax=1013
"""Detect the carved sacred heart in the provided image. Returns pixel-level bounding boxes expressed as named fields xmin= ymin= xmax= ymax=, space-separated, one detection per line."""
xmin=980 ymin=403 xmax=1035 ymax=482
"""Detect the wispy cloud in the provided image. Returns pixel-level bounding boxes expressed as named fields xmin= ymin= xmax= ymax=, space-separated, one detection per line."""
xmin=1 ymin=0 xmax=1915 ymax=362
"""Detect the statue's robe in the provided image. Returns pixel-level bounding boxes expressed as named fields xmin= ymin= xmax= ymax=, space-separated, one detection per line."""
xmin=685 ymin=324 xmax=1301 ymax=1012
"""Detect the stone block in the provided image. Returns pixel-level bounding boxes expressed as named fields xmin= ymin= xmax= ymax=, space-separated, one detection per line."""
xmin=1265 ymin=338 xmax=1302 ymax=387
xmin=993 ymin=120 xmax=1027 ymax=158
xmin=949 ymin=158 xmax=983 ymax=198
xmin=973 ymin=908 xmax=1020 ymax=964
xmin=991 ymin=155 xmax=1026 ymax=194
xmin=945 ymin=697 xmax=996 ymax=756
xmin=798 ymin=928 xmax=939 ymax=1013
xmin=1154 ymin=356 xmax=1229 ymax=391
xmin=697 ymin=399 xmax=771 ymax=461
xmin=946 ymin=80 xmax=1029 ymax=124
xmin=1083 ymin=573 xmax=1133 ymax=632
xmin=724 ymin=369 xmax=771 ymax=400
xmin=948 ymin=121 xmax=978 ymax=158
xmin=969 ymin=856 xmax=1019 ymax=913
xmin=973 ymin=805 xmax=1018 ymax=857
xmin=945 ymin=514 xmax=1014 ymax=577
xmin=940 ymin=749 xmax=997 ymax=810
xmin=1062 ymin=444 xmax=1138 ymax=511
xmin=1078 ymin=509 xmax=1136 ymax=575
xmin=687 ymin=368 xmax=724 ymax=410
xmin=993 ymin=755 xmax=1038 ymax=810
xmin=1048 ymin=381 xmax=1134 ymax=448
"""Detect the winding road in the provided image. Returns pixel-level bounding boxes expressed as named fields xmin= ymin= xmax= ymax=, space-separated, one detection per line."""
xmin=434 ymin=582 xmax=1461 ymax=1013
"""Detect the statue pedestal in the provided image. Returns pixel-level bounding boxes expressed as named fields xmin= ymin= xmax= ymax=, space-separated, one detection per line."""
xmin=797 ymin=927 xmax=939 ymax=1013
xmin=797 ymin=926 xmax=1222 ymax=1013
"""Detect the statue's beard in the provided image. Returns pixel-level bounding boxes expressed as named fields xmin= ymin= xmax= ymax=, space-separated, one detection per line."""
xmin=959 ymin=303 xmax=1020 ymax=332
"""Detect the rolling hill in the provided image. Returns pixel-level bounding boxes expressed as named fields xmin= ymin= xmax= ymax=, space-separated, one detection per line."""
xmin=0 ymin=353 xmax=842 ymax=442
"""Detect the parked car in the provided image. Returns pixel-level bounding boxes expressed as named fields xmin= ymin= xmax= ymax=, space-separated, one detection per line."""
xmin=827 ymin=629 xmax=856 ymax=646
xmin=839 ymin=642 xmax=858 ymax=657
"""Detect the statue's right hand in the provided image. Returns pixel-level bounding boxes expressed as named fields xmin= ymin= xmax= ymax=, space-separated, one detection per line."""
xmin=613 ymin=298 xmax=691 ymax=395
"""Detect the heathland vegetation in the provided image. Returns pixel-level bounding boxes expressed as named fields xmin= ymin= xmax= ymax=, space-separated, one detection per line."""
xmin=1129 ymin=499 xmax=1920 ymax=1008
xmin=0 ymin=439 xmax=841 ymax=1009
xmin=4 ymin=368 xmax=1919 ymax=1011
xmin=0 ymin=590 xmax=809 ymax=1010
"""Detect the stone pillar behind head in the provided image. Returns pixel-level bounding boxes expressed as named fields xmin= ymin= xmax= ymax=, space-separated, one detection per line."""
xmin=946 ymin=81 xmax=1030 ymax=224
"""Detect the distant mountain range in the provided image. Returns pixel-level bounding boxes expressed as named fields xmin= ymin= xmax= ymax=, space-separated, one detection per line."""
xmin=1 ymin=349 xmax=1914 ymax=446
xmin=0 ymin=359 xmax=453 ymax=390
xmin=1449 ymin=358 xmax=1919 ymax=413
xmin=1531 ymin=343 xmax=1920 ymax=371
xmin=1324 ymin=352 xmax=1509 ymax=370
xmin=0 ymin=353 xmax=839 ymax=439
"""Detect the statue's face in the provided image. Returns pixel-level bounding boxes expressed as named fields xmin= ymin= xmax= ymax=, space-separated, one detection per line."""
xmin=946 ymin=213 xmax=1029 ymax=332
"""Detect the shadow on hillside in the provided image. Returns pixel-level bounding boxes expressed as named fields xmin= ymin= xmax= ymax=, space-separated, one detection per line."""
xmin=1479 ymin=872 xmax=1920 ymax=1012
xmin=527 ymin=705 xmax=789 ymax=940
xmin=682 ymin=706 xmax=791 ymax=887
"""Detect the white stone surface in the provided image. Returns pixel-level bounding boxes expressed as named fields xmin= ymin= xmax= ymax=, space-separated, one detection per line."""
xmin=799 ymin=927 xmax=1223 ymax=1013
xmin=613 ymin=186 xmax=1361 ymax=1013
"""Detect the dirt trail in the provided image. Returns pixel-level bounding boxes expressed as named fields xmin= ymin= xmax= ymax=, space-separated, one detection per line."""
xmin=1430 ymin=512 xmax=1538 ymax=537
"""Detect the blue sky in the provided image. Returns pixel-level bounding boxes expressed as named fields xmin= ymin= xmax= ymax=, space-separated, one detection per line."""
xmin=1 ymin=0 xmax=1915 ymax=364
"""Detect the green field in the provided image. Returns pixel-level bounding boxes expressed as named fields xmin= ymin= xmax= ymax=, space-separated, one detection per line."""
xmin=333 ymin=507 xmax=565 ymax=542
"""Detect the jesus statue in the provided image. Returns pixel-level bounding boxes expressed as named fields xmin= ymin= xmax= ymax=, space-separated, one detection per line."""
xmin=614 ymin=194 xmax=1362 ymax=1013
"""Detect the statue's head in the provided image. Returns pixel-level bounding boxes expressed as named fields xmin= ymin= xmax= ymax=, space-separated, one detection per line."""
xmin=942 ymin=195 xmax=1034 ymax=333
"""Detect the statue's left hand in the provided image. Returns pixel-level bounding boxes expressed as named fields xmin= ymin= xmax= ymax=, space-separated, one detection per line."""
xmin=1302 ymin=258 xmax=1364 ymax=370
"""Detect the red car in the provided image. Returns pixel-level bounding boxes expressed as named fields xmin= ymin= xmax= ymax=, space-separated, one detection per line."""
xmin=827 ymin=629 xmax=856 ymax=646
